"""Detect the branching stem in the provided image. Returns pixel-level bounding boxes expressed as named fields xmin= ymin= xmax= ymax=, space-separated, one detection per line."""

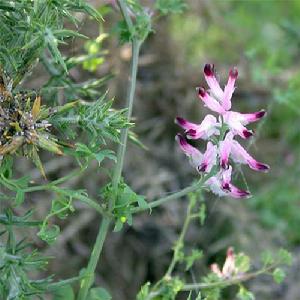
xmin=165 ymin=194 xmax=197 ymax=277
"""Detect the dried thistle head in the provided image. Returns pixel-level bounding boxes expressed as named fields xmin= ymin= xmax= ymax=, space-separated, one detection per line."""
xmin=0 ymin=74 xmax=62 ymax=177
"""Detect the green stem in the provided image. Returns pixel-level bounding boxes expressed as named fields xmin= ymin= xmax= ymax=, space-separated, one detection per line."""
xmin=181 ymin=265 xmax=275 ymax=291
xmin=77 ymin=216 xmax=110 ymax=300
xmin=77 ymin=2 xmax=141 ymax=299
xmin=24 ymin=184 xmax=105 ymax=216
xmin=46 ymin=275 xmax=84 ymax=291
xmin=132 ymin=178 xmax=206 ymax=213
xmin=165 ymin=197 xmax=196 ymax=277
xmin=111 ymin=38 xmax=141 ymax=199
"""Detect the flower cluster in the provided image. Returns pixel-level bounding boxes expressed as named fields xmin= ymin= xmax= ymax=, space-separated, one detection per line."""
xmin=175 ymin=64 xmax=269 ymax=198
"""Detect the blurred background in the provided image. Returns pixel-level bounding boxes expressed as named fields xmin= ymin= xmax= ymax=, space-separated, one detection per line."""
xmin=16 ymin=0 xmax=300 ymax=299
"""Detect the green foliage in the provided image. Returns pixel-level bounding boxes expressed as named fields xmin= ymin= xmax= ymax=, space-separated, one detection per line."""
xmin=235 ymin=253 xmax=250 ymax=273
xmin=237 ymin=286 xmax=255 ymax=300
xmin=37 ymin=188 xmax=89 ymax=244
xmin=261 ymin=248 xmax=292 ymax=269
xmin=0 ymin=0 xmax=102 ymax=85
xmin=83 ymin=33 xmax=108 ymax=72
xmin=136 ymin=282 xmax=151 ymax=300
xmin=51 ymin=94 xmax=131 ymax=144
xmin=202 ymin=274 xmax=222 ymax=300
xmin=184 ymin=249 xmax=203 ymax=271
xmin=53 ymin=285 xmax=75 ymax=300
xmin=74 ymin=143 xmax=116 ymax=166
xmin=155 ymin=0 xmax=187 ymax=15
xmin=88 ymin=287 xmax=112 ymax=300
xmin=157 ymin=277 xmax=184 ymax=300
xmin=272 ymin=268 xmax=286 ymax=284
xmin=0 ymin=231 xmax=51 ymax=299
xmin=115 ymin=0 xmax=152 ymax=43
xmin=101 ymin=179 xmax=148 ymax=232
xmin=278 ymin=248 xmax=292 ymax=266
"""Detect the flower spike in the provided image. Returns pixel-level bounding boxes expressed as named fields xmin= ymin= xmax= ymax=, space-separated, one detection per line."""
xmin=176 ymin=64 xmax=269 ymax=199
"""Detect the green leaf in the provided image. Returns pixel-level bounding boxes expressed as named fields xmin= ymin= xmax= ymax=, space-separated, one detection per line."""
xmin=237 ymin=286 xmax=255 ymax=300
xmin=93 ymin=149 xmax=116 ymax=164
xmin=137 ymin=196 xmax=149 ymax=209
xmin=38 ymin=224 xmax=60 ymax=244
xmin=278 ymin=248 xmax=292 ymax=266
xmin=53 ymin=285 xmax=75 ymax=300
xmin=15 ymin=190 xmax=25 ymax=206
xmin=113 ymin=219 xmax=124 ymax=232
xmin=261 ymin=251 xmax=274 ymax=266
xmin=88 ymin=287 xmax=112 ymax=300
xmin=235 ymin=253 xmax=250 ymax=273
xmin=137 ymin=282 xmax=151 ymax=300
xmin=185 ymin=249 xmax=203 ymax=271
xmin=155 ymin=0 xmax=187 ymax=15
xmin=272 ymin=268 xmax=286 ymax=284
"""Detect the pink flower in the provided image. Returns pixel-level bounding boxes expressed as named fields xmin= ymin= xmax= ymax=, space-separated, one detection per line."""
xmin=176 ymin=134 xmax=202 ymax=170
xmin=175 ymin=115 xmax=220 ymax=140
xmin=198 ymin=64 xmax=266 ymax=139
xmin=205 ymin=166 xmax=250 ymax=199
xmin=223 ymin=110 xmax=266 ymax=139
xmin=199 ymin=141 xmax=217 ymax=173
xmin=211 ymin=247 xmax=237 ymax=278
xmin=175 ymin=64 xmax=269 ymax=199
xmin=219 ymin=132 xmax=270 ymax=172
xmin=175 ymin=135 xmax=217 ymax=174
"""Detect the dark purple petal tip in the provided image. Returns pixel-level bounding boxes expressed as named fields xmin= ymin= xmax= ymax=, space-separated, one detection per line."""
xmin=204 ymin=64 xmax=214 ymax=76
xmin=198 ymin=163 xmax=207 ymax=172
xmin=221 ymin=159 xmax=228 ymax=169
xmin=175 ymin=117 xmax=186 ymax=126
xmin=242 ymin=130 xmax=253 ymax=139
xmin=186 ymin=129 xmax=196 ymax=136
xmin=222 ymin=182 xmax=231 ymax=191
xmin=197 ymin=87 xmax=206 ymax=97
xmin=237 ymin=190 xmax=251 ymax=198
xmin=255 ymin=162 xmax=270 ymax=172
xmin=229 ymin=67 xmax=238 ymax=79
xmin=256 ymin=110 xmax=266 ymax=119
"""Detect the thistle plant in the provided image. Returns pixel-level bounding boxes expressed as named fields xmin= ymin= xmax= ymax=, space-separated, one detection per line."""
xmin=0 ymin=1 xmax=292 ymax=300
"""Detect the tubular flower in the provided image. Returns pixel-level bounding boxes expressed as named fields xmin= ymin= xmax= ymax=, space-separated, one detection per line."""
xmin=205 ymin=166 xmax=250 ymax=199
xmin=211 ymin=247 xmax=238 ymax=278
xmin=175 ymin=64 xmax=269 ymax=199
xmin=175 ymin=115 xmax=219 ymax=140
xmin=198 ymin=64 xmax=266 ymax=139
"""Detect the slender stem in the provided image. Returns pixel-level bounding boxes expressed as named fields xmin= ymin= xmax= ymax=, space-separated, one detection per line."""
xmin=181 ymin=265 xmax=275 ymax=291
xmin=165 ymin=197 xmax=196 ymax=277
xmin=46 ymin=275 xmax=83 ymax=291
xmin=77 ymin=2 xmax=141 ymax=299
xmin=117 ymin=0 xmax=135 ymax=34
xmin=24 ymin=184 xmax=105 ymax=216
xmin=77 ymin=216 xmax=110 ymax=300
xmin=111 ymin=39 xmax=141 ymax=197
xmin=132 ymin=178 xmax=205 ymax=213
